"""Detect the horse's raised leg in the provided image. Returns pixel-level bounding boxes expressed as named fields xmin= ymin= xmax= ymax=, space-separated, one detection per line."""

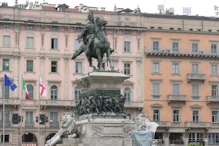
xmin=107 ymin=48 xmax=114 ymax=71
xmin=96 ymin=48 xmax=104 ymax=71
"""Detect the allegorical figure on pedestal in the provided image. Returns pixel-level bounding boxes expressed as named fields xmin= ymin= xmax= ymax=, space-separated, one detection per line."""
xmin=71 ymin=12 xmax=114 ymax=71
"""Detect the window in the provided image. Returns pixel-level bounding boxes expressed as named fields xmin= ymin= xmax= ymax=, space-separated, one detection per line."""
xmin=172 ymin=83 xmax=180 ymax=95
xmin=3 ymin=59 xmax=9 ymax=71
xmin=124 ymin=87 xmax=131 ymax=101
xmin=192 ymin=43 xmax=198 ymax=53
xmin=3 ymin=24 xmax=10 ymax=28
xmin=124 ymin=63 xmax=130 ymax=75
xmin=173 ymin=110 xmax=180 ymax=122
xmin=192 ymin=64 xmax=199 ymax=74
xmin=3 ymin=36 xmax=10 ymax=47
xmin=172 ymin=42 xmax=179 ymax=53
xmin=193 ymin=111 xmax=199 ymax=122
xmin=74 ymin=86 xmax=80 ymax=100
xmin=1 ymin=111 xmax=10 ymax=126
xmin=26 ymin=60 xmax=33 ymax=72
xmin=211 ymin=44 xmax=217 ymax=55
xmin=51 ymin=38 xmax=58 ymax=49
xmin=50 ymin=112 xmax=58 ymax=127
xmin=75 ymin=62 xmax=82 ymax=74
xmin=208 ymin=133 xmax=219 ymax=145
xmin=2 ymin=86 xmax=9 ymax=99
xmin=124 ymin=30 xmax=131 ymax=35
xmin=212 ymin=111 xmax=218 ymax=123
xmin=1 ymin=134 xmax=9 ymax=142
xmin=169 ymin=133 xmax=184 ymax=144
xmin=192 ymin=84 xmax=200 ymax=100
xmin=51 ymin=61 xmax=57 ymax=73
xmin=26 ymin=37 xmax=34 ymax=48
xmin=189 ymin=133 xmax=203 ymax=142
xmin=153 ymin=41 xmax=159 ymax=52
xmin=170 ymin=27 xmax=174 ymax=30
xmin=212 ymin=85 xmax=218 ymax=97
xmin=27 ymin=25 xmax=34 ymax=30
xmin=152 ymin=83 xmax=160 ymax=99
xmin=172 ymin=63 xmax=179 ymax=74
xmin=25 ymin=111 xmax=33 ymax=127
xmin=26 ymin=84 xmax=33 ymax=99
xmin=153 ymin=62 xmax=159 ymax=73
xmin=211 ymin=65 xmax=218 ymax=76
xmin=124 ymin=41 xmax=130 ymax=52
xmin=153 ymin=109 xmax=160 ymax=122
xmin=75 ymin=27 xmax=82 ymax=32
xmin=158 ymin=27 xmax=162 ymax=30
xmin=51 ymin=26 xmax=58 ymax=31
xmin=177 ymin=28 xmax=182 ymax=31
xmin=51 ymin=85 xmax=58 ymax=100
xmin=75 ymin=39 xmax=81 ymax=50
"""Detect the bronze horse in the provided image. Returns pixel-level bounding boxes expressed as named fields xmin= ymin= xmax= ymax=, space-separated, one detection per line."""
xmin=71 ymin=16 xmax=114 ymax=71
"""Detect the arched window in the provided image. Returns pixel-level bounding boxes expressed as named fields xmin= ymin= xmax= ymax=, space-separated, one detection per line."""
xmin=124 ymin=87 xmax=131 ymax=101
xmin=26 ymin=84 xmax=33 ymax=99
xmin=75 ymin=86 xmax=80 ymax=100
xmin=51 ymin=85 xmax=58 ymax=100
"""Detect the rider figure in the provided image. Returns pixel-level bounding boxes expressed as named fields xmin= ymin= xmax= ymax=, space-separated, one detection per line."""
xmin=78 ymin=12 xmax=95 ymax=54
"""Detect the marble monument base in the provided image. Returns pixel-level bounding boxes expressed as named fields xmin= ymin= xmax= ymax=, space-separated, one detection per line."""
xmin=57 ymin=115 xmax=136 ymax=146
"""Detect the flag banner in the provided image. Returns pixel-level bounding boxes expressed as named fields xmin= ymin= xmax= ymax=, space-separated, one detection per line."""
xmin=4 ymin=74 xmax=17 ymax=91
xmin=22 ymin=78 xmax=30 ymax=99
xmin=40 ymin=77 xmax=47 ymax=97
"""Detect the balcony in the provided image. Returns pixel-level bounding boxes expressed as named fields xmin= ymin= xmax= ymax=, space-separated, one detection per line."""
xmin=171 ymin=122 xmax=182 ymax=127
xmin=0 ymin=98 xmax=20 ymax=107
xmin=206 ymin=96 xmax=219 ymax=104
xmin=25 ymin=121 xmax=34 ymax=127
xmin=187 ymin=74 xmax=206 ymax=83
xmin=168 ymin=95 xmax=187 ymax=104
xmin=185 ymin=122 xmax=210 ymax=129
xmin=0 ymin=120 xmax=11 ymax=127
xmin=124 ymin=101 xmax=144 ymax=109
xmin=155 ymin=121 xmax=171 ymax=127
xmin=40 ymin=100 xmax=76 ymax=108
xmin=211 ymin=123 xmax=219 ymax=127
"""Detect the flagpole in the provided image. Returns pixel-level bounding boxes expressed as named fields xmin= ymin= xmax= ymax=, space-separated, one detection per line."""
xmin=20 ymin=74 xmax=23 ymax=146
xmin=3 ymin=75 xmax=5 ymax=146
xmin=38 ymin=75 xmax=40 ymax=146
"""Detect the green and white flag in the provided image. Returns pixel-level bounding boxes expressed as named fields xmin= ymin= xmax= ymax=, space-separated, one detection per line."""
xmin=22 ymin=78 xmax=30 ymax=99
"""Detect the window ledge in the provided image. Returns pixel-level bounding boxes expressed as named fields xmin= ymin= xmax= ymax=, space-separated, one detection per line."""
xmin=210 ymin=75 xmax=219 ymax=77
xmin=0 ymin=70 xmax=11 ymax=73
xmin=171 ymin=73 xmax=181 ymax=76
xmin=49 ymin=72 xmax=59 ymax=75
xmin=25 ymin=48 xmax=35 ymax=50
xmin=24 ymin=72 xmax=36 ymax=74
xmin=123 ymin=52 xmax=132 ymax=53
xmin=151 ymin=73 xmax=161 ymax=75
xmin=50 ymin=49 xmax=60 ymax=51
xmin=1 ymin=46 xmax=11 ymax=48
xmin=73 ymin=73 xmax=83 ymax=75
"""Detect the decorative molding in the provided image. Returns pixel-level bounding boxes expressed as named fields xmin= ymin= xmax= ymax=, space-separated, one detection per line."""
xmin=169 ymin=103 xmax=184 ymax=108
xmin=150 ymin=103 xmax=163 ymax=108
xmin=209 ymin=104 xmax=219 ymax=109
xmin=209 ymin=81 xmax=219 ymax=84
xmin=122 ymin=80 xmax=134 ymax=85
xmin=170 ymin=80 xmax=183 ymax=83
xmin=47 ymin=80 xmax=62 ymax=83
xmin=150 ymin=79 xmax=163 ymax=83
xmin=190 ymin=104 xmax=203 ymax=109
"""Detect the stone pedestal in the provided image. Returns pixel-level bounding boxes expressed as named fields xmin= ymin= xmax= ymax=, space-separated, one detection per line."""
xmin=58 ymin=115 xmax=135 ymax=146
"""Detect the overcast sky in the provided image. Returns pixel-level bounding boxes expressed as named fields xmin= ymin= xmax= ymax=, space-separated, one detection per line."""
xmin=5 ymin=0 xmax=219 ymax=17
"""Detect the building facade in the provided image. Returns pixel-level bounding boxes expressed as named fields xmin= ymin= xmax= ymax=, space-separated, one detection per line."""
xmin=144 ymin=15 xmax=219 ymax=146
xmin=0 ymin=3 xmax=144 ymax=146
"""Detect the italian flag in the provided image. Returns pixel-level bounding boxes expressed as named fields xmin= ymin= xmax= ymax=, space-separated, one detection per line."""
xmin=22 ymin=78 xmax=30 ymax=99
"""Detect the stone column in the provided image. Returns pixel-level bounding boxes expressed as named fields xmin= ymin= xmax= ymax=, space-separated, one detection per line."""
xmin=136 ymin=59 xmax=142 ymax=101
xmin=204 ymin=133 xmax=209 ymax=146
xmin=164 ymin=132 xmax=169 ymax=146
xmin=184 ymin=132 xmax=189 ymax=146
xmin=40 ymin=57 xmax=45 ymax=79
xmin=64 ymin=58 xmax=69 ymax=99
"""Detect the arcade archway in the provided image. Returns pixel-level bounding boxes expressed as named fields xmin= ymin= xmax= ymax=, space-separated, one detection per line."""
xmin=22 ymin=133 xmax=37 ymax=142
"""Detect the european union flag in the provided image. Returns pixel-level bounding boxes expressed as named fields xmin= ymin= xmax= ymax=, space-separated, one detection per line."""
xmin=4 ymin=74 xmax=17 ymax=91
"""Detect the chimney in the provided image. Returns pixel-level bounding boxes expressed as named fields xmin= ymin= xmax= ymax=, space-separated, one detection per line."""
xmin=100 ymin=7 xmax=105 ymax=11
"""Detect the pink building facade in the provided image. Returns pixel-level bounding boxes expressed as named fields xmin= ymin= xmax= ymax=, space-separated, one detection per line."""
xmin=0 ymin=4 xmax=144 ymax=146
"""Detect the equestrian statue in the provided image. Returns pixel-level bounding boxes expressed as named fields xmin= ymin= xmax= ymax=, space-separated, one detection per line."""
xmin=71 ymin=12 xmax=114 ymax=71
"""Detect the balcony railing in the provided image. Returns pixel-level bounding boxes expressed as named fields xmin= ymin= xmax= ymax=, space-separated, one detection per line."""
xmin=144 ymin=47 xmax=219 ymax=56
xmin=50 ymin=122 xmax=59 ymax=128
xmin=40 ymin=100 xmax=76 ymax=107
xmin=206 ymin=96 xmax=219 ymax=103
xmin=211 ymin=123 xmax=219 ymax=127
xmin=0 ymin=98 xmax=20 ymax=106
xmin=25 ymin=121 xmax=34 ymax=127
xmin=0 ymin=120 xmax=11 ymax=127
xmin=171 ymin=122 xmax=182 ymax=127
xmin=155 ymin=121 xmax=171 ymax=127
xmin=185 ymin=122 xmax=210 ymax=128
xmin=124 ymin=101 xmax=144 ymax=108
xmin=168 ymin=95 xmax=187 ymax=102
xmin=187 ymin=74 xmax=206 ymax=82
